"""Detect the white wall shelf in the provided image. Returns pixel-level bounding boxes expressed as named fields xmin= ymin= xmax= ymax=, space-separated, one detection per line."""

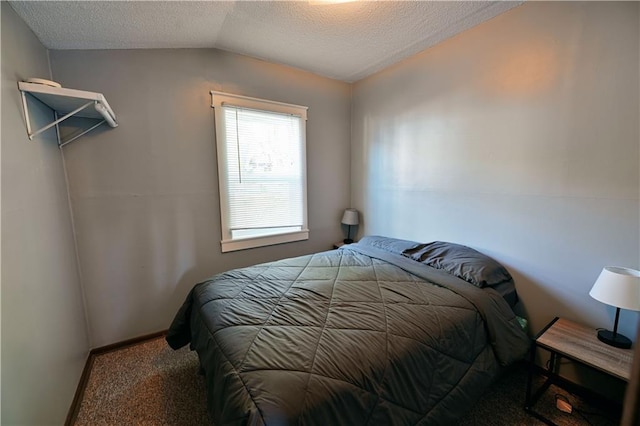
xmin=18 ymin=81 xmax=118 ymax=148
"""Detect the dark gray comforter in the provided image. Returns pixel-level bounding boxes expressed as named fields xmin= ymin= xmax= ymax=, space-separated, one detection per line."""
xmin=167 ymin=238 xmax=529 ymax=425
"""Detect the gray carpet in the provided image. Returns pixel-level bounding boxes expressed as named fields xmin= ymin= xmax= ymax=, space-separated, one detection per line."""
xmin=74 ymin=337 xmax=619 ymax=425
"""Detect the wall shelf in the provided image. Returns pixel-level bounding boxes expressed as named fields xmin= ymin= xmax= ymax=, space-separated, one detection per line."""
xmin=18 ymin=81 xmax=118 ymax=148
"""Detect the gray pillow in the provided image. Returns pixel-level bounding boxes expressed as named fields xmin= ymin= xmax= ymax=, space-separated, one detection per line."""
xmin=357 ymin=235 xmax=423 ymax=254
xmin=403 ymin=241 xmax=512 ymax=288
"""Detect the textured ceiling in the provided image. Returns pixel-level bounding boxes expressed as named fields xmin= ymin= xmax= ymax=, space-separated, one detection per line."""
xmin=9 ymin=1 xmax=522 ymax=82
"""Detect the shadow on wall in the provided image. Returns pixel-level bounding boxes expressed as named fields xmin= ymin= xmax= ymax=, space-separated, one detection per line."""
xmin=507 ymin=267 xmax=581 ymax=334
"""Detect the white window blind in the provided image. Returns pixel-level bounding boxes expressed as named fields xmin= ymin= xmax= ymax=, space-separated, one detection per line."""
xmin=212 ymin=92 xmax=308 ymax=252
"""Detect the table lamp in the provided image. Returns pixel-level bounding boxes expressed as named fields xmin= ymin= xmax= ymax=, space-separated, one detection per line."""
xmin=341 ymin=208 xmax=359 ymax=244
xmin=589 ymin=266 xmax=640 ymax=349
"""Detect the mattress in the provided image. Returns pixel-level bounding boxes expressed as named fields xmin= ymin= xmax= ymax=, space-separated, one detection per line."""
xmin=167 ymin=237 xmax=529 ymax=425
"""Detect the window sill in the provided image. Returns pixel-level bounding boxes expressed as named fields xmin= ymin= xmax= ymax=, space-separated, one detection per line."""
xmin=221 ymin=229 xmax=309 ymax=253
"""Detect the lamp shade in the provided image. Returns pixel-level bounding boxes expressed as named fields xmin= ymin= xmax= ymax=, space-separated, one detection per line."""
xmin=589 ymin=267 xmax=640 ymax=312
xmin=341 ymin=208 xmax=359 ymax=226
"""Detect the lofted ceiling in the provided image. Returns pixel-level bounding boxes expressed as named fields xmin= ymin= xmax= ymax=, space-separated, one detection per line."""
xmin=9 ymin=1 xmax=522 ymax=83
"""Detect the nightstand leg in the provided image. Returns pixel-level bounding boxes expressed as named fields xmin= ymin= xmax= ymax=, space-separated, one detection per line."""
xmin=525 ymin=343 xmax=559 ymax=425
xmin=549 ymin=352 xmax=558 ymax=374
xmin=525 ymin=342 xmax=536 ymax=410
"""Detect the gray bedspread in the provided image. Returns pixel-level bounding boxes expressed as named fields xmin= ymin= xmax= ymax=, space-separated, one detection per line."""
xmin=167 ymin=238 xmax=529 ymax=425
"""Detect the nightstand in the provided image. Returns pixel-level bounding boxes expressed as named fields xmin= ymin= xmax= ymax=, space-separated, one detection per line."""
xmin=525 ymin=317 xmax=633 ymax=425
xmin=333 ymin=241 xmax=356 ymax=249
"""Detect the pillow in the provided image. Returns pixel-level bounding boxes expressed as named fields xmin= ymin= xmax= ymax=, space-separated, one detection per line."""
xmin=403 ymin=241 xmax=512 ymax=288
xmin=357 ymin=235 xmax=423 ymax=255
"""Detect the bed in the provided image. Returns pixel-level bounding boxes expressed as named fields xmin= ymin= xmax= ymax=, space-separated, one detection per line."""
xmin=167 ymin=236 xmax=530 ymax=425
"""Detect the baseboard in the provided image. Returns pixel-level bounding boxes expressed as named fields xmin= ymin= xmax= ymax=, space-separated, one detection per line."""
xmin=64 ymin=330 xmax=168 ymax=425
xmin=91 ymin=329 xmax=168 ymax=355
xmin=64 ymin=350 xmax=95 ymax=426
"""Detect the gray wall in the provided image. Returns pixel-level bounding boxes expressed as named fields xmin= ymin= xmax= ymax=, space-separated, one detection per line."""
xmin=49 ymin=48 xmax=352 ymax=347
xmin=352 ymin=1 xmax=639 ymax=341
xmin=1 ymin=3 xmax=90 ymax=424
xmin=4 ymin=2 xmax=636 ymax=419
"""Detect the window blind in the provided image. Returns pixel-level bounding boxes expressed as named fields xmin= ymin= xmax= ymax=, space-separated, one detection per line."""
xmin=221 ymin=105 xmax=305 ymax=237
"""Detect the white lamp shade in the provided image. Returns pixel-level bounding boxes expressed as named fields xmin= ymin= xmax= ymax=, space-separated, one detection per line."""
xmin=341 ymin=208 xmax=359 ymax=225
xmin=589 ymin=266 xmax=640 ymax=312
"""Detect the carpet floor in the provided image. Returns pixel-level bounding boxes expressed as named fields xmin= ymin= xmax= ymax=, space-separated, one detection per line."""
xmin=73 ymin=336 xmax=620 ymax=425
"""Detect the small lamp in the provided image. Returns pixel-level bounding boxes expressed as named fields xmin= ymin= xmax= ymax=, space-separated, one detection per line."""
xmin=341 ymin=208 xmax=359 ymax=244
xmin=589 ymin=266 xmax=640 ymax=349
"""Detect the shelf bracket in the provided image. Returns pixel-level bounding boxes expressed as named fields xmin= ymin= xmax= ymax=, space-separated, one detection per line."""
xmin=18 ymin=82 xmax=118 ymax=148
xmin=57 ymin=117 xmax=107 ymax=148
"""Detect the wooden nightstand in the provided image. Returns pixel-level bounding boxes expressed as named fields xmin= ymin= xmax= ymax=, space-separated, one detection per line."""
xmin=525 ymin=317 xmax=633 ymax=424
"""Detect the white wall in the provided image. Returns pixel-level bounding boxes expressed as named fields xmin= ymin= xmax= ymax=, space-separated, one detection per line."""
xmin=352 ymin=1 xmax=639 ymax=342
xmin=49 ymin=48 xmax=352 ymax=348
xmin=1 ymin=3 xmax=90 ymax=424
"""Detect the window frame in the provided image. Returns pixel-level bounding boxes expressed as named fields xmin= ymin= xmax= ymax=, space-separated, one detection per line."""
xmin=211 ymin=91 xmax=309 ymax=252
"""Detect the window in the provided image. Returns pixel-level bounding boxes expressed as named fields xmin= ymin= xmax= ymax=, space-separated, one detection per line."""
xmin=211 ymin=91 xmax=309 ymax=252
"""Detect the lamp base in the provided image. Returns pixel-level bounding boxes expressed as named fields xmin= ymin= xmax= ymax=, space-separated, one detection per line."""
xmin=597 ymin=329 xmax=632 ymax=349
xmin=343 ymin=239 xmax=353 ymax=244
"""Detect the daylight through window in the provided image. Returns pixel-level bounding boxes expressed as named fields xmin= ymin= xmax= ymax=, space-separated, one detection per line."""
xmin=212 ymin=92 xmax=308 ymax=252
